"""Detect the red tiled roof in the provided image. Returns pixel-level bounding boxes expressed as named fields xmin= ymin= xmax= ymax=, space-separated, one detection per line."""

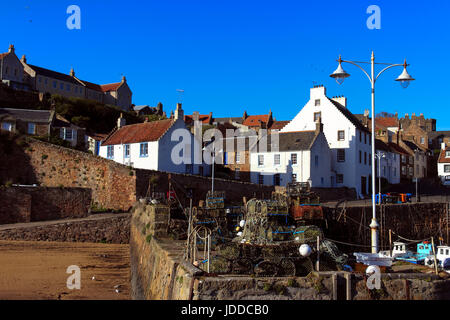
xmin=184 ymin=114 xmax=212 ymax=125
xmin=243 ymin=115 xmax=270 ymax=127
xmin=80 ymin=80 xmax=122 ymax=93
xmin=101 ymin=119 xmax=174 ymax=146
xmin=438 ymin=147 xmax=450 ymax=164
xmin=269 ymin=120 xmax=289 ymax=130
xmin=100 ymin=82 xmax=122 ymax=92
xmin=0 ymin=52 xmax=9 ymax=59
xmin=376 ymin=117 xmax=398 ymax=128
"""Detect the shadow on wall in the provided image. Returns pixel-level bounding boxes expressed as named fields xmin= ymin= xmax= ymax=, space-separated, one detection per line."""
xmin=0 ymin=131 xmax=38 ymax=186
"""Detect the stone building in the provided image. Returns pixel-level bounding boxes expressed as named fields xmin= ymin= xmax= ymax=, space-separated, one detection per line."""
xmin=0 ymin=44 xmax=133 ymax=111
xmin=0 ymin=45 xmax=29 ymax=91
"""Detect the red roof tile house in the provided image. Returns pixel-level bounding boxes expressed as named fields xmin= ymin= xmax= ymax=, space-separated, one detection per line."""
xmin=99 ymin=104 xmax=209 ymax=175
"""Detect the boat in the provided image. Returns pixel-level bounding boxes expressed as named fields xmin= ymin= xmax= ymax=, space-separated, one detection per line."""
xmin=353 ymin=252 xmax=393 ymax=267
xmin=395 ymin=241 xmax=434 ymax=265
xmin=379 ymin=242 xmax=409 ymax=259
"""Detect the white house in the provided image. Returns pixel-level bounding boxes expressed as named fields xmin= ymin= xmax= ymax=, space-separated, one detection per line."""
xmin=100 ymin=104 xmax=209 ymax=176
xmin=281 ymin=85 xmax=372 ymax=197
xmin=250 ymin=121 xmax=332 ymax=187
xmin=438 ymin=144 xmax=450 ymax=186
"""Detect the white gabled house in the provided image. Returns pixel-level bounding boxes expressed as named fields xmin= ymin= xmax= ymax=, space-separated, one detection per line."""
xmin=438 ymin=144 xmax=450 ymax=186
xmin=99 ymin=104 xmax=209 ymax=176
xmin=250 ymin=121 xmax=332 ymax=187
xmin=375 ymin=139 xmax=401 ymax=185
xmin=281 ymin=85 xmax=372 ymax=197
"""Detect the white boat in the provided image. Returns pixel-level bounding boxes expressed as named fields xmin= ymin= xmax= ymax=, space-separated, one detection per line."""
xmin=354 ymin=252 xmax=393 ymax=267
xmin=379 ymin=242 xmax=411 ymax=259
xmin=425 ymin=245 xmax=450 ymax=269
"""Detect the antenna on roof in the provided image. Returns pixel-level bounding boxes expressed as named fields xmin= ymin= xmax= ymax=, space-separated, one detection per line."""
xmin=176 ymin=89 xmax=184 ymax=104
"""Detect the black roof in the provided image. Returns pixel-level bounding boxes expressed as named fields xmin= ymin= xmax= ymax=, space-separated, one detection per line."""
xmin=255 ymin=131 xmax=318 ymax=153
xmin=328 ymin=99 xmax=370 ymax=133
xmin=375 ymin=139 xmax=390 ymax=152
xmin=27 ymin=64 xmax=81 ymax=85
xmin=0 ymin=108 xmax=54 ymax=123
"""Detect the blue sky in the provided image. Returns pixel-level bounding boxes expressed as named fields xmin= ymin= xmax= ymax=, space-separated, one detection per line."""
xmin=1 ymin=0 xmax=450 ymax=129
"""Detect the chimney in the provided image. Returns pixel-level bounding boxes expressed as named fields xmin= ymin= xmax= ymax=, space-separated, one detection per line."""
xmin=174 ymin=103 xmax=184 ymax=121
xmin=117 ymin=113 xmax=126 ymax=128
xmin=442 ymin=142 xmax=447 ymax=151
xmin=8 ymin=44 xmax=14 ymax=54
xmin=208 ymin=112 xmax=213 ymax=124
xmin=243 ymin=111 xmax=248 ymax=120
xmin=193 ymin=111 xmax=200 ymax=122
xmin=21 ymin=55 xmax=27 ymax=63
xmin=310 ymin=85 xmax=326 ymax=99
xmin=70 ymin=68 xmax=75 ymax=77
xmin=332 ymin=95 xmax=347 ymax=108
xmin=315 ymin=117 xmax=323 ymax=133
xmin=121 ymin=75 xmax=126 ymax=83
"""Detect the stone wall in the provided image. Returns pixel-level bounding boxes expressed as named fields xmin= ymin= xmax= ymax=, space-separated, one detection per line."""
xmin=130 ymin=203 xmax=450 ymax=301
xmin=0 ymin=213 xmax=130 ymax=244
xmin=0 ymin=133 xmax=274 ymax=211
xmin=130 ymin=203 xmax=196 ymax=300
xmin=0 ymin=186 xmax=91 ymax=225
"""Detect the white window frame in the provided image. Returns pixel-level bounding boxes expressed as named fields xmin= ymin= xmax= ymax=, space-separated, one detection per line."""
xmin=274 ymin=154 xmax=280 ymax=166
xmin=124 ymin=144 xmax=130 ymax=158
xmin=258 ymin=155 xmax=264 ymax=167
xmin=140 ymin=143 xmax=149 ymax=158
xmin=291 ymin=153 xmax=298 ymax=165
xmin=107 ymin=145 xmax=114 ymax=159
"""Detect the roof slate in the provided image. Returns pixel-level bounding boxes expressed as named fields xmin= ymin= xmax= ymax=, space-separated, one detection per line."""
xmin=0 ymin=108 xmax=53 ymax=123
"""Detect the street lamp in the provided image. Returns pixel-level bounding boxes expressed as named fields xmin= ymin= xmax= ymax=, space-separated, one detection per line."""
xmin=330 ymin=52 xmax=415 ymax=254
xmin=203 ymin=141 xmax=223 ymax=194
xmin=375 ymin=152 xmax=386 ymax=205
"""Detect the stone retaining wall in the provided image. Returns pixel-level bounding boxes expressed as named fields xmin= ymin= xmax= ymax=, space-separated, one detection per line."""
xmin=0 ymin=214 xmax=130 ymax=244
xmin=0 ymin=186 xmax=91 ymax=224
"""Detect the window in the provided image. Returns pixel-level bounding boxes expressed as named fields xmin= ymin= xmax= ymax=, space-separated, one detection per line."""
xmin=338 ymin=130 xmax=345 ymax=141
xmin=53 ymin=81 xmax=57 ymax=88
xmin=38 ymin=77 xmax=42 ymax=83
xmin=107 ymin=145 xmax=114 ymax=159
xmin=420 ymin=137 xmax=425 ymax=145
xmin=274 ymin=174 xmax=281 ymax=186
xmin=359 ymin=151 xmax=362 ymax=164
xmin=235 ymin=152 xmax=241 ymax=163
xmin=364 ymin=133 xmax=367 ymax=144
xmin=1 ymin=122 xmax=12 ymax=131
xmin=402 ymin=155 xmax=406 ymax=163
xmin=140 ymin=143 xmax=149 ymax=157
xmin=314 ymin=112 xmax=321 ymax=122
xmin=315 ymin=155 xmax=319 ymax=167
xmin=66 ymin=84 xmax=71 ymax=91
xmin=61 ymin=128 xmax=73 ymax=140
xmin=359 ymin=131 xmax=362 ymax=142
xmin=409 ymin=167 xmax=413 ymax=176
xmin=292 ymin=174 xmax=297 ymax=183
xmin=274 ymin=154 xmax=280 ymax=166
xmin=364 ymin=152 xmax=367 ymax=165
xmin=315 ymin=99 xmax=321 ymax=106
xmin=402 ymin=166 xmax=406 ymax=175
xmin=124 ymin=144 xmax=130 ymax=158
xmin=44 ymin=78 xmax=48 ymax=85
xmin=337 ymin=149 xmax=345 ymax=162
xmin=446 ymin=151 xmax=450 ymax=158
xmin=60 ymin=83 xmax=64 ymax=90
xmin=258 ymin=155 xmax=264 ymax=166
xmin=27 ymin=123 xmax=36 ymax=135
xmin=258 ymin=174 xmax=264 ymax=185
xmin=445 ymin=165 xmax=450 ymax=173
xmin=336 ymin=174 xmax=344 ymax=184
xmin=235 ymin=168 xmax=240 ymax=179
xmin=291 ymin=153 xmax=298 ymax=165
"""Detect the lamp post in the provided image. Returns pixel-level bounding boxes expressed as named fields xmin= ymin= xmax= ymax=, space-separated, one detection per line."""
xmin=375 ymin=152 xmax=386 ymax=205
xmin=330 ymin=52 xmax=415 ymax=253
